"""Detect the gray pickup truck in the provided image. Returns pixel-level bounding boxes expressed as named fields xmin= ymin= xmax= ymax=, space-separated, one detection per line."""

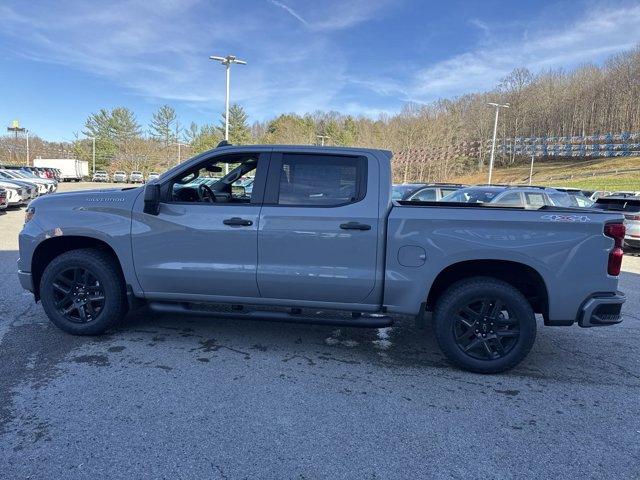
xmin=18 ymin=145 xmax=627 ymax=373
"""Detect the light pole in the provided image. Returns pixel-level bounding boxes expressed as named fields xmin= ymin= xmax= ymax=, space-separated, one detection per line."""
xmin=529 ymin=154 xmax=535 ymax=185
xmin=7 ymin=120 xmax=26 ymax=164
xmin=171 ymin=142 xmax=188 ymax=166
xmin=209 ymin=54 xmax=247 ymax=142
xmin=487 ymin=102 xmax=509 ymax=184
xmin=92 ymin=137 xmax=96 ymax=174
xmin=25 ymin=130 xmax=29 ymax=166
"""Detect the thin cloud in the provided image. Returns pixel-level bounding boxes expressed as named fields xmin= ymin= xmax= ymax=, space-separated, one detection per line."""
xmin=268 ymin=0 xmax=309 ymax=27
xmin=406 ymin=4 xmax=640 ymax=101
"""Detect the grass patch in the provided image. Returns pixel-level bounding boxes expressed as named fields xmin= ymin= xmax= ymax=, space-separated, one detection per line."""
xmin=452 ymin=156 xmax=640 ymax=191
xmin=541 ymin=176 xmax=640 ymax=191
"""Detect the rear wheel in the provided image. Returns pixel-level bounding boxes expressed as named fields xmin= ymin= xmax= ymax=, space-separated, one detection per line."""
xmin=433 ymin=277 xmax=537 ymax=373
xmin=40 ymin=249 xmax=127 ymax=335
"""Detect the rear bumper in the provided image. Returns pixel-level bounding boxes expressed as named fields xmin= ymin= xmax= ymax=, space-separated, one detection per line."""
xmin=578 ymin=292 xmax=626 ymax=327
xmin=18 ymin=270 xmax=34 ymax=292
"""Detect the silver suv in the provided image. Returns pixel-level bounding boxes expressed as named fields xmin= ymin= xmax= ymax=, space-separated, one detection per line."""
xmin=404 ymin=183 xmax=465 ymax=202
xmin=440 ymin=185 xmax=572 ymax=208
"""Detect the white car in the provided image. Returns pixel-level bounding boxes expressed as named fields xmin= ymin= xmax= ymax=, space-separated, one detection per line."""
xmin=0 ymin=170 xmax=49 ymax=195
xmin=0 ymin=183 xmax=27 ymax=206
xmin=147 ymin=172 xmax=160 ymax=182
xmin=112 ymin=171 xmax=128 ymax=183
xmin=92 ymin=170 xmax=110 ymax=182
xmin=130 ymin=171 xmax=144 ymax=183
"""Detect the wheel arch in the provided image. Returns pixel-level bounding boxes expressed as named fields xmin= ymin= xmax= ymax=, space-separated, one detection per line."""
xmin=31 ymin=236 xmax=126 ymax=300
xmin=426 ymin=259 xmax=549 ymax=322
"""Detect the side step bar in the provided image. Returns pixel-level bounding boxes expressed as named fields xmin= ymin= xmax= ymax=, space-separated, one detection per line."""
xmin=148 ymin=301 xmax=394 ymax=328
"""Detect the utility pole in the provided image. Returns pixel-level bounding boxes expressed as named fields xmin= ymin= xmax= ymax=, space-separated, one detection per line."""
xmin=529 ymin=154 xmax=535 ymax=185
xmin=92 ymin=137 xmax=96 ymax=174
xmin=25 ymin=130 xmax=30 ymax=166
xmin=171 ymin=142 xmax=187 ymax=166
xmin=487 ymin=102 xmax=509 ymax=184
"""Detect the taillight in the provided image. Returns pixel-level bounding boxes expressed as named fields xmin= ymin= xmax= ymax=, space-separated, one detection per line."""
xmin=604 ymin=223 xmax=625 ymax=276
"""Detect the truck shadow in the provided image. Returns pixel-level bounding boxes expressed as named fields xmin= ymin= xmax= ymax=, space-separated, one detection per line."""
xmin=2 ymin=246 xmax=639 ymax=387
xmin=116 ymin=269 xmax=640 ymax=386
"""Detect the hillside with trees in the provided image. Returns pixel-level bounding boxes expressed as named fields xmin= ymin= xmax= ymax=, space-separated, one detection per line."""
xmin=2 ymin=46 xmax=640 ymax=184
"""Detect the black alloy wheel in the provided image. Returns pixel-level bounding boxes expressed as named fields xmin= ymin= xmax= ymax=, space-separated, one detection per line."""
xmin=51 ymin=267 xmax=106 ymax=323
xmin=452 ymin=298 xmax=520 ymax=360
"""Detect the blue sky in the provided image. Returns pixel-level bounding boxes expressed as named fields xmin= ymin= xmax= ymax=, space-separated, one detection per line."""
xmin=1 ymin=0 xmax=640 ymax=141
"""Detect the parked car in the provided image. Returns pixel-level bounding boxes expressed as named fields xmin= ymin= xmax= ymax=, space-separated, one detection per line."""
xmin=1 ymin=169 xmax=56 ymax=193
xmin=593 ymin=196 xmax=640 ymax=252
xmin=404 ymin=183 xmax=465 ymax=202
xmin=0 ymin=182 xmax=28 ymax=207
xmin=391 ymin=183 xmax=428 ymax=200
xmin=0 ymin=170 xmax=47 ymax=195
xmin=130 ymin=171 xmax=145 ymax=184
xmin=611 ymin=190 xmax=640 ymax=197
xmin=19 ymin=144 xmax=627 ymax=374
xmin=549 ymin=187 xmax=594 ymax=208
xmin=0 ymin=188 xmax=7 ymax=212
xmin=33 ymin=159 xmax=88 ymax=182
xmin=112 ymin=171 xmax=128 ymax=183
xmin=92 ymin=171 xmax=110 ymax=182
xmin=0 ymin=176 xmax=37 ymax=201
xmin=590 ymin=190 xmax=613 ymax=201
xmin=147 ymin=172 xmax=160 ymax=182
xmin=440 ymin=185 xmax=571 ymax=208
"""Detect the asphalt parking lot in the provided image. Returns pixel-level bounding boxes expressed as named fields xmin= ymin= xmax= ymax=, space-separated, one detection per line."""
xmin=1 ymin=183 xmax=639 ymax=479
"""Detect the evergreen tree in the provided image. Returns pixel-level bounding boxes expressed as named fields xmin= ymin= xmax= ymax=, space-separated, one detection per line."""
xmin=149 ymin=105 xmax=177 ymax=147
xmin=110 ymin=107 xmax=141 ymax=155
xmin=190 ymin=123 xmax=222 ymax=154
xmin=218 ymin=104 xmax=251 ymax=145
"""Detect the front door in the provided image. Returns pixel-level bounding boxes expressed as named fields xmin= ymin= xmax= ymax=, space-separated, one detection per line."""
xmin=131 ymin=151 xmax=268 ymax=299
xmin=257 ymin=152 xmax=380 ymax=304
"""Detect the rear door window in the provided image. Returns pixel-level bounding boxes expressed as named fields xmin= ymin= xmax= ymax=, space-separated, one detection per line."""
xmin=275 ymin=154 xmax=365 ymax=206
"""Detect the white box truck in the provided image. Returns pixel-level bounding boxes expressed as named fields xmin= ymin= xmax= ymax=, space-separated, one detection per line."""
xmin=33 ymin=159 xmax=89 ymax=182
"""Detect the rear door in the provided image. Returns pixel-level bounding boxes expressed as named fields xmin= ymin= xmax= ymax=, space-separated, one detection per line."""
xmin=257 ymin=151 xmax=380 ymax=304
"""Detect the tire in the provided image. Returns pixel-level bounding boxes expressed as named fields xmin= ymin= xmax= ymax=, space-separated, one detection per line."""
xmin=40 ymin=249 xmax=127 ymax=335
xmin=433 ymin=277 xmax=537 ymax=374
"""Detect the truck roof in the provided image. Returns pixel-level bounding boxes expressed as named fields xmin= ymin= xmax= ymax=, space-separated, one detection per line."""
xmin=213 ymin=144 xmax=392 ymax=157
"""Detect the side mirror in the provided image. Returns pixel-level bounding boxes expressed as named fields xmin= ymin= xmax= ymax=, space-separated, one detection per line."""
xmin=143 ymin=183 xmax=161 ymax=215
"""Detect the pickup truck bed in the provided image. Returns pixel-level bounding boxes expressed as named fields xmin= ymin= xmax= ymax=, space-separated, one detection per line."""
xmin=18 ymin=144 xmax=626 ymax=373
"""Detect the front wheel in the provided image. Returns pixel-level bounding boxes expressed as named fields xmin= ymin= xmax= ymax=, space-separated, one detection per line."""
xmin=40 ymin=249 xmax=127 ymax=335
xmin=433 ymin=277 xmax=537 ymax=374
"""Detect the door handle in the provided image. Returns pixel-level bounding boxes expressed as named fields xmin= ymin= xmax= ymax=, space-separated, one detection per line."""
xmin=223 ymin=217 xmax=253 ymax=227
xmin=340 ymin=221 xmax=371 ymax=231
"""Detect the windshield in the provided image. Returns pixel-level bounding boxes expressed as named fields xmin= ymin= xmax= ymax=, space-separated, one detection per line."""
xmin=441 ymin=187 xmax=503 ymax=203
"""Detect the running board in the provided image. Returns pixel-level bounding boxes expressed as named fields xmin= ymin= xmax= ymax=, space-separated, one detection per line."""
xmin=147 ymin=301 xmax=394 ymax=328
